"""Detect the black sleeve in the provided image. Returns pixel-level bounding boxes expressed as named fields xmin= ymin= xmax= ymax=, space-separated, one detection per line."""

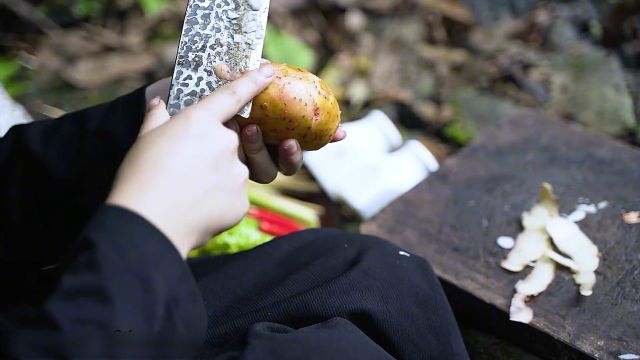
xmin=0 ymin=206 xmax=207 ymax=358
xmin=0 ymin=88 xmax=147 ymax=309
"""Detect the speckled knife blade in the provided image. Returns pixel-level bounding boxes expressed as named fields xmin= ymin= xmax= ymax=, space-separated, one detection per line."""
xmin=167 ymin=0 xmax=270 ymax=117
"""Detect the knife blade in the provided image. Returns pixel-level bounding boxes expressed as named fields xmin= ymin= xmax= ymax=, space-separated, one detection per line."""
xmin=167 ymin=0 xmax=271 ymax=117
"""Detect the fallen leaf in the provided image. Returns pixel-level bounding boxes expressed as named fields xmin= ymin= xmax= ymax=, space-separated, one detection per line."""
xmin=416 ymin=0 xmax=474 ymax=25
xmin=623 ymin=211 xmax=640 ymax=224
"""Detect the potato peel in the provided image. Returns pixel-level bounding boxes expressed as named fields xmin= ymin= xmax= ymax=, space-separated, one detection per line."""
xmin=514 ymin=256 xmax=556 ymax=297
xmin=501 ymin=183 xmax=558 ymax=273
xmin=545 ymin=249 xmax=579 ymax=271
xmin=509 ymin=292 xmax=534 ymax=324
xmin=501 ymin=230 xmax=550 ymax=272
xmin=522 ymin=182 xmax=560 ymax=229
xmin=509 ymin=256 xmax=556 ymax=324
xmin=502 ymin=182 xmax=601 ymax=323
xmin=546 ymin=217 xmax=599 ymax=296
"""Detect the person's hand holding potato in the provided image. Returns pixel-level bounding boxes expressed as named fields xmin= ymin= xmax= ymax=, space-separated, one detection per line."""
xmin=144 ymin=62 xmax=346 ymax=184
xmin=114 ymin=62 xmax=345 ymax=257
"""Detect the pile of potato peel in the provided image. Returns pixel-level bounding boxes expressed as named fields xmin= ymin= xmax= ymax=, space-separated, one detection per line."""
xmin=501 ymin=183 xmax=600 ymax=324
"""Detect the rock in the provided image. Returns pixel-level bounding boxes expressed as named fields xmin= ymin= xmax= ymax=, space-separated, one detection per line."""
xmin=462 ymin=0 xmax=540 ymax=24
xmin=445 ymin=88 xmax=522 ymax=142
xmin=547 ymin=21 xmax=636 ymax=137
xmin=625 ymin=71 xmax=640 ymax=143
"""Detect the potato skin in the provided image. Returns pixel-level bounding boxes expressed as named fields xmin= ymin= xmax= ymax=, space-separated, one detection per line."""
xmin=237 ymin=64 xmax=341 ymax=151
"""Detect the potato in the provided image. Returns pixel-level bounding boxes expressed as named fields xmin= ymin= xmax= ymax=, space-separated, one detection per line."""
xmin=237 ymin=63 xmax=341 ymax=151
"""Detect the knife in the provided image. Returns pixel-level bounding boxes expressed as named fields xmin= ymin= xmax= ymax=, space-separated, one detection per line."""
xmin=167 ymin=0 xmax=271 ymax=117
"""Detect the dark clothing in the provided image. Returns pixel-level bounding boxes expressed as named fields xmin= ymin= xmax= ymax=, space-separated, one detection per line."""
xmin=0 ymin=88 xmax=468 ymax=358
xmin=193 ymin=229 xmax=467 ymax=359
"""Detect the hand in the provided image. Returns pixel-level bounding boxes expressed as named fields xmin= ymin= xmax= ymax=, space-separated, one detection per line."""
xmin=144 ymin=69 xmax=346 ymax=185
xmin=226 ymin=120 xmax=346 ymax=183
xmin=214 ymin=62 xmax=346 ymax=183
xmin=108 ymin=66 xmax=276 ymax=258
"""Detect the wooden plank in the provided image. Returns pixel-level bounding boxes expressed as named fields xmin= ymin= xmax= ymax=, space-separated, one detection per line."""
xmin=362 ymin=112 xmax=640 ymax=359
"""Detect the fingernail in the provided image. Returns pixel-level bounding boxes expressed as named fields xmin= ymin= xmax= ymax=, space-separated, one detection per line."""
xmin=285 ymin=140 xmax=298 ymax=155
xmin=245 ymin=125 xmax=259 ymax=143
xmin=147 ymin=97 xmax=161 ymax=111
xmin=259 ymin=65 xmax=275 ymax=77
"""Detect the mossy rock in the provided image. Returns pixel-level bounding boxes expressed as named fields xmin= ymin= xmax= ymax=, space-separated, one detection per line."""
xmin=548 ymin=21 xmax=636 ymax=137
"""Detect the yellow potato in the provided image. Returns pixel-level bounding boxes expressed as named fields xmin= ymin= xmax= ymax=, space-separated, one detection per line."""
xmin=238 ymin=63 xmax=341 ymax=151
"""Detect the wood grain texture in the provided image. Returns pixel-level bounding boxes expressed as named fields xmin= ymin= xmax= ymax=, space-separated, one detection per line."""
xmin=362 ymin=112 xmax=640 ymax=359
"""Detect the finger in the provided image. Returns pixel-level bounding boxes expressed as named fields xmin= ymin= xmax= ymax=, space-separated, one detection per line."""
xmin=140 ymin=97 xmax=171 ymax=136
xmin=260 ymin=58 xmax=271 ymax=64
xmin=278 ymin=139 xmax=303 ymax=176
xmin=241 ymin=125 xmax=278 ymax=184
xmin=226 ymin=119 xmax=246 ymax=163
xmin=190 ymin=65 xmax=275 ymax=123
xmin=330 ymin=126 xmax=347 ymax=143
xmin=214 ymin=63 xmax=242 ymax=81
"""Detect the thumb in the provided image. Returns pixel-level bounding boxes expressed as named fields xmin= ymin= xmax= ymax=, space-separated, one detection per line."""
xmin=140 ymin=97 xmax=171 ymax=136
xmin=189 ymin=65 xmax=275 ymax=124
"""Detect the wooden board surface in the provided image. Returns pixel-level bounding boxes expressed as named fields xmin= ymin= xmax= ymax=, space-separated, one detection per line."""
xmin=362 ymin=112 xmax=640 ymax=359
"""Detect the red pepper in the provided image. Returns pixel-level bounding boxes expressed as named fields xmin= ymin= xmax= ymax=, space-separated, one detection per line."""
xmin=249 ymin=208 xmax=304 ymax=235
xmin=259 ymin=221 xmax=301 ymax=236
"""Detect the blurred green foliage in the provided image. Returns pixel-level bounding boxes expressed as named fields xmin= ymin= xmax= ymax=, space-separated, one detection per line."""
xmin=71 ymin=0 xmax=103 ymax=18
xmin=441 ymin=121 xmax=474 ymax=146
xmin=51 ymin=0 xmax=168 ymax=19
xmin=0 ymin=58 xmax=29 ymax=97
xmin=0 ymin=59 xmax=20 ymax=83
xmin=189 ymin=217 xmax=272 ymax=257
xmin=263 ymin=24 xmax=316 ymax=70
xmin=138 ymin=0 xmax=170 ymax=16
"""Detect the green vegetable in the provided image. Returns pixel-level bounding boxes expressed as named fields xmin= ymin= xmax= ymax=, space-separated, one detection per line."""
xmin=248 ymin=184 xmax=320 ymax=228
xmin=190 ymin=185 xmax=322 ymax=257
xmin=190 ymin=217 xmax=273 ymax=257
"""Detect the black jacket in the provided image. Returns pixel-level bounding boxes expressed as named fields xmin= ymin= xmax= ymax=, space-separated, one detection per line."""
xmin=0 ymin=88 xmax=207 ymax=356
